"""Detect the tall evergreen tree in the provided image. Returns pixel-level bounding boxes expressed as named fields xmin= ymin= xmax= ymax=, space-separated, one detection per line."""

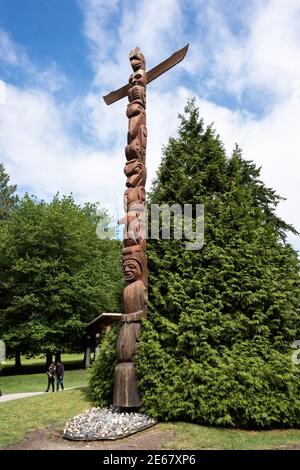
xmin=0 ymin=163 xmax=18 ymax=363
xmin=90 ymin=101 xmax=300 ymax=428
xmin=0 ymin=163 xmax=18 ymax=220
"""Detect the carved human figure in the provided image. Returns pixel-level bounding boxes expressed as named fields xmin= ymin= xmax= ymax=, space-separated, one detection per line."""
xmin=116 ymin=322 xmax=141 ymax=362
xmin=123 ymin=280 xmax=147 ymax=317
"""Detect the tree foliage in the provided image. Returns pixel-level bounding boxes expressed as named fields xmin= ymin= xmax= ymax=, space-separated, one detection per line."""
xmin=90 ymin=101 xmax=300 ymax=427
xmin=89 ymin=324 xmax=120 ymax=406
xmin=0 ymin=163 xmax=18 ymax=220
xmin=0 ymin=193 xmax=122 ymax=358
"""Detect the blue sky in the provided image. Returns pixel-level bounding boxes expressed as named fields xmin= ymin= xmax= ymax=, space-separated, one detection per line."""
xmin=0 ymin=0 xmax=91 ymax=98
xmin=0 ymin=0 xmax=299 ymax=250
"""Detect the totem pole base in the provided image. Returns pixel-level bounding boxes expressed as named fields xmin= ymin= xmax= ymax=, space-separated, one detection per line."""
xmin=113 ymin=362 xmax=141 ymax=408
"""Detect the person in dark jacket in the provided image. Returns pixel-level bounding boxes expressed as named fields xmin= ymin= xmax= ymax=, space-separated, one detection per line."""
xmin=55 ymin=361 xmax=64 ymax=391
xmin=45 ymin=363 xmax=56 ymax=392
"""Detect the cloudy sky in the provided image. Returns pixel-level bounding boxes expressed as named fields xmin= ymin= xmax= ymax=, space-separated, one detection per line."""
xmin=0 ymin=0 xmax=299 ymax=250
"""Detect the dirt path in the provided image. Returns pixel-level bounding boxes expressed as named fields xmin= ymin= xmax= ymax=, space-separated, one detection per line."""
xmin=7 ymin=425 xmax=175 ymax=450
xmin=0 ymin=387 xmax=82 ymax=403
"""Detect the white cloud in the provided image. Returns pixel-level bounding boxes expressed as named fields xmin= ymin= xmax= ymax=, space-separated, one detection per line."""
xmin=80 ymin=0 xmax=186 ymax=90
xmin=0 ymin=80 xmax=7 ymax=105
xmin=191 ymin=94 xmax=300 ymax=237
xmin=0 ymin=27 xmax=120 ymax=212
xmin=189 ymin=0 xmax=300 ymax=248
xmin=78 ymin=0 xmax=300 ymax=206
xmin=0 ymin=28 xmax=66 ymax=93
xmin=0 ymin=83 xmax=124 ymax=216
xmin=242 ymin=0 xmax=300 ymax=97
xmin=0 ymin=0 xmax=298 ymax=252
xmin=79 ymin=0 xmax=119 ymax=62
xmin=0 ymin=29 xmax=26 ymax=67
xmin=195 ymin=0 xmax=300 ymax=101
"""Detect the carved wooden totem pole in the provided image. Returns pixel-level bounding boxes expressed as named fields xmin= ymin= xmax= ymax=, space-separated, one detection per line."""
xmin=103 ymin=44 xmax=189 ymax=408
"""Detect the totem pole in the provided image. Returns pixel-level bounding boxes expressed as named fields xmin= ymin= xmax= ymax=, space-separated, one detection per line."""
xmin=103 ymin=44 xmax=189 ymax=408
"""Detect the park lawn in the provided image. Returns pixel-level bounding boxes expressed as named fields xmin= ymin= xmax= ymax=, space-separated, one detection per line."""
xmin=2 ymin=353 xmax=87 ymax=376
xmin=0 ymin=369 xmax=88 ymax=394
xmin=4 ymin=353 xmax=83 ymax=367
xmin=161 ymin=422 xmax=300 ymax=450
xmin=0 ymin=388 xmax=91 ymax=449
xmin=2 ymin=390 xmax=300 ymax=450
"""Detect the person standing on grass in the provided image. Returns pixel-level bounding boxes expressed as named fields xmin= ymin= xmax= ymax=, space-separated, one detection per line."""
xmin=45 ymin=362 xmax=56 ymax=392
xmin=56 ymin=361 xmax=64 ymax=391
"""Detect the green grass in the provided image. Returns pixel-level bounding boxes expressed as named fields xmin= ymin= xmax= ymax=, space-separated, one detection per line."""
xmin=2 ymin=390 xmax=300 ymax=450
xmin=160 ymin=422 xmax=300 ymax=450
xmin=0 ymin=388 xmax=91 ymax=449
xmin=4 ymin=353 xmax=83 ymax=367
xmin=2 ymin=353 xmax=87 ymax=375
xmin=0 ymin=369 xmax=88 ymax=394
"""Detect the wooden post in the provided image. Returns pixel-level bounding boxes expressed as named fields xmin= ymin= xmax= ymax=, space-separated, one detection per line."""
xmin=84 ymin=346 xmax=91 ymax=369
xmin=103 ymin=45 xmax=189 ymax=408
xmin=113 ymin=48 xmax=149 ymax=408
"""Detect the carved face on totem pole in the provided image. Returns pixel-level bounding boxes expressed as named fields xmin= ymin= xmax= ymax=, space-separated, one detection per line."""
xmin=122 ymin=247 xmax=147 ymax=286
xmin=129 ymin=69 xmax=147 ymax=89
xmin=123 ymin=259 xmax=140 ymax=282
xmin=128 ymin=49 xmax=146 ymax=111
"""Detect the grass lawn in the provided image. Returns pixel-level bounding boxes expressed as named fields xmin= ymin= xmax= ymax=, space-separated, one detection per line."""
xmin=0 ymin=388 xmax=91 ymax=449
xmin=2 ymin=389 xmax=300 ymax=449
xmin=2 ymin=353 xmax=85 ymax=375
xmin=161 ymin=422 xmax=300 ymax=450
xmin=0 ymin=369 xmax=88 ymax=394
xmin=4 ymin=353 xmax=83 ymax=367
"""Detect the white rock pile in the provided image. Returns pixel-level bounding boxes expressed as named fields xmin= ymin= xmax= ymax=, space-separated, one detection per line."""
xmin=63 ymin=406 xmax=156 ymax=440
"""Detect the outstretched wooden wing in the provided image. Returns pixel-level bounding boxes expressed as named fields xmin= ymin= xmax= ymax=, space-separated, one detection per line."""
xmin=103 ymin=44 xmax=189 ymax=105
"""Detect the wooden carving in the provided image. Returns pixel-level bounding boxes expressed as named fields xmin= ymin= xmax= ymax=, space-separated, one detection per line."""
xmin=113 ymin=47 xmax=148 ymax=407
xmin=103 ymin=44 xmax=189 ymax=409
xmin=103 ymin=44 xmax=189 ymax=105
